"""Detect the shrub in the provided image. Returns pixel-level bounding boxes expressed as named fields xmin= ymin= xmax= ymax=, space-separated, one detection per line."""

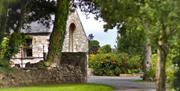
xmin=89 ymin=53 xmax=121 ymax=76
xmin=172 ymin=56 xmax=180 ymax=91
xmin=144 ymin=54 xmax=157 ymax=81
xmin=98 ymin=45 xmax=112 ymax=53
xmin=0 ymin=59 xmax=13 ymax=73
xmin=89 ymin=53 xmax=143 ymax=76
xmin=127 ymin=55 xmax=142 ymax=73
xmin=0 ymin=37 xmax=9 ymax=58
xmin=0 ymin=58 xmax=9 ymax=67
xmin=144 ymin=53 xmax=177 ymax=82
xmin=117 ymin=53 xmax=142 ymax=74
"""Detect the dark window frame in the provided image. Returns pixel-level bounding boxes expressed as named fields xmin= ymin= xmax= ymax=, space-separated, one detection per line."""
xmin=23 ymin=38 xmax=33 ymax=57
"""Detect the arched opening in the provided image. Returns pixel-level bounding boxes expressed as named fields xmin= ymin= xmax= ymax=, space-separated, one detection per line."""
xmin=69 ymin=23 xmax=76 ymax=52
xmin=69 ymin=23 xmax=76 ymax=32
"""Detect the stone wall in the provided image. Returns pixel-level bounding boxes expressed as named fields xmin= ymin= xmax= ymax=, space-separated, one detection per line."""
xmin=61 ymin=52 xmax=87 ymax=81
xmin=0 ymin=52 xmax=87 ymax=87
xmin=0 ymin=64 xmax=85 ymax=87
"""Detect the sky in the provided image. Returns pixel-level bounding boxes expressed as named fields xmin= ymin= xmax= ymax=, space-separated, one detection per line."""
xmin=77 ymin=10 xmax=117 ymax=48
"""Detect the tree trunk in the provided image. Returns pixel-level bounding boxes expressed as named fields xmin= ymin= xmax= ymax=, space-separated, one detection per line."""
xmin=46 ymin=0 xmax=70 ymax=67
xmin=143 ymin=37 xmax=152 ymax=80
xmin=156 ymin=27 xmax=168 ymax=91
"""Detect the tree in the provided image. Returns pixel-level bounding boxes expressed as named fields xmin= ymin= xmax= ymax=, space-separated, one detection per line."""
xmin=0 ymin=0 xmax=16 ymax=14
xmin=116 ymin=27 xmax=145 ymax=56
xmin=4 ymin=0 xmax=28 ymax=59
xmin=170 ymin=31 xmax=180 ymax=91
xmin=98 ymin=44 xmax=112 ymax=54
xmin=0 ymin=0 xmax=55 ymax=59
xmin=78 ymin=0 xmax=180 ymax=90
xmin=88 ymin=34 xmax=94 ymax=40
xmin=0 ymin=0 xmax=13 ymax=43
xmin=0 ymin=0 xmax=19 ymax=59
xmin=89 ymin=40 xmax=100 ymax=54
xmin=45 ymin=0 xmax=70 ymax=67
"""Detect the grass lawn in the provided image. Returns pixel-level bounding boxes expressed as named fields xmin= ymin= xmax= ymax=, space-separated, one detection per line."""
xmin=0 ymin=84 xmax=113 ymax=91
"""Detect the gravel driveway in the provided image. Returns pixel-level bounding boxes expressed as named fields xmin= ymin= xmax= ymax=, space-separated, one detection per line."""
xmin=87 ymin=76 xmax=156 ymax=91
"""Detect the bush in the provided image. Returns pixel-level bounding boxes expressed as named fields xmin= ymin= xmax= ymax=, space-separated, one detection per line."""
xmin=127 ymin=55 xmax=142 ymax=73
xmin=144 ymin=53 xmax=177 ymax=82
xmin=0 ymin=37 xmax=9 ymax=58
xmin=0 ymin=59 xmax=13 ymax=73
xmin=144 ymin=54 xmax=157 ymax=81
xmin=0 ymin=58 xmax=9 ymax=67
xmin=98 ymin=45 xmax=112 ymax=53
xmin=117 ymin=53 xmax=142 ymax=73
xmin=89 ymin=53 xmax=143 ymax=76
xmin=172 ymin=56 xmax=180 ymax=91
xmin=89 ymin=53 xmax=121 ymax=76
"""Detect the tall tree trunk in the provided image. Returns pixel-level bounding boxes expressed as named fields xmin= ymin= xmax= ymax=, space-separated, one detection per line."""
xmin=156 ymin=19 xmax=168 ymax=91
xmin=143 ymin=37 xmax=152 ymax=80
xmin=46 ymin=0 xmax=70 ymax=67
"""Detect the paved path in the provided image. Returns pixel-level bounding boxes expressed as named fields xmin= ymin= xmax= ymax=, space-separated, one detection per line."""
xmin=87 ymin=76 xmax=156 ymax=91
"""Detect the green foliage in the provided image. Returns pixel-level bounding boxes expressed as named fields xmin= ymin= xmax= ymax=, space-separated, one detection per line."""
xmin=0 ymin=37 xmax=11 ymax=72
xmin=128 ymin=55 xmax=142 ymax=71
xmin=0 ymin=0 xmax=16 ymax=14
xmin=117 ymin=25 xmax=146 ymax=56
xmin=98 ymin=44 xmax=112 ymax=54
xmin=0 ymin=58 xmax=14 ymax=73
xmin=144 ymin=54 xmax=157 ymax=81
xmin=118 ymin=53 xmax=143 ymax=74
xmin=89 ymin=53 xmax=121 ymax=76
xmin=171 ymin=36 xmax=180 ymax=90
xmin=89 ymin=40 xmax=100 ymax=54
xmin=145 ymin=51 xmax=178 ymax=83
xmin=89 ymin=53 xmax=143 ymax=76
xmin=0 ymin=58 xmax=9 ymax=68
xmin=4 ymin=33 xmax=25 ymax=59
xmin=0 ymin=37 xmax=9 ymax=58
xmin=173 ymin=56 xmax=180 ymax=91
xmin=79 ymin=0 xmax=180 ymax=90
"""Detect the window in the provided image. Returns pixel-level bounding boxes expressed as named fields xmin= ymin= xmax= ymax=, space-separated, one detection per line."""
xmin=24 ymin=38 xmax=32 ymax=57
xmin=69 ymin=23 xmax=76 ymax=32
xmin=69 ymin=23 xmax=76 ymax=52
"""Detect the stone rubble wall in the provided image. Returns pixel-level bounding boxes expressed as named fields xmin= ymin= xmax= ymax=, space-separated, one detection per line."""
xmin=0 ymin=65 xmax=85 ymax=87
xmin=0 ymin=53 xmax=87 ymax=87
xmin=61 ymin=52 xmax=87 ymax=81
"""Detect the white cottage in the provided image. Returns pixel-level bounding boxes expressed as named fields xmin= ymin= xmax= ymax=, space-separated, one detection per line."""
xmin=10 ymin=11 xmax=88 ymax=67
